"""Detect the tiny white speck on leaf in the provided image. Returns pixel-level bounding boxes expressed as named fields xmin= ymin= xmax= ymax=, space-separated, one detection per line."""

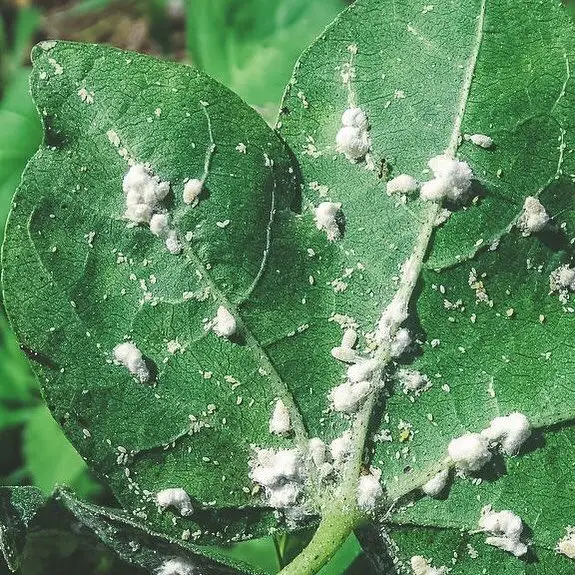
xmin=235 ymin=142 xmax=247 ymax=153
xmin=156 ymin=488 xmax=193 ymax=516
xmin=113 ymin=342 xmax=149 ymax=383
xmin=464 ymin=133 xmax=494 ymax=148
xmin=269 ymin=399 xmax=291 ymax=435
xmin=517 ymin=196 xmax=549 ymax=235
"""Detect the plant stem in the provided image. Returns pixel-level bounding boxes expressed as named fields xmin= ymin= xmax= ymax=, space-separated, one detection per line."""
xmin=278 ymin=506 xmax=362 ymax=575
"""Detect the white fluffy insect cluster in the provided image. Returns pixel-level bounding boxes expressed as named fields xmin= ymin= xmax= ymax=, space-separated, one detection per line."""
xmin=448 ymin=413 xmax=531 ymax=473
xmin=330 ymin=380 xmax=371 ymax=413
xmin=481 ymin=412 xmax=531 ymax=455
xmin=314 ymin=201 xmax=342 ymax=241
xmin=517 ymin=196 xmax=549 ymax=235
xmin=550 ymin=264 xmax=575 ymax=304
xmin=398 ymin=369 xmax=430 ymax=395
xmin=307 ymin=437 xmax=334 ymax=479
xmin=556 ymin=527 xmax=575 ymax=559
xmin=410 ymin=556 xmax=447 ymax=575
xmin=386 ymin=174 xmax=419 ymax=196
xmin=329 ymin=430 xmax=353 ymax=468
xmin=149 ymin=214 xmax=182 ymax=255
xmin=210 ymin=306 xmax=237 ymax=338
xmin=479 ymin=505 xmax=528 ymax=557
xmin=464 ymin=133 xmax=494 ymax=149
xmin=447 ymin=432 xmax=492 ymax=472
xmin=156 ymin=488 xmax=193 ymax=516
xmin=249 ymin=448 xmax=305 ymax=508
xmin=336 ymin=107 xmax=371 ymax=161
xmin=390 ymin=327 xmax=411 ymax=357
xmin=155 ymin=558 xmax=195 ymax=575
xmin=123 ymin=164 xmax=170 ymax=224
xmin=269 ymin=399 xmax=291 ymax=435
xmin=357 ymin=468 xmax=383 ymax=510
xmin=420 ymin=154 xmax=473 ymax=202
xmin=183 ymin=178 xmax=203 ymax=205
xmin=113 ymin=342 xmax=149 ymax=383
xmin=421 ymin=469 xmax=449 ymax=498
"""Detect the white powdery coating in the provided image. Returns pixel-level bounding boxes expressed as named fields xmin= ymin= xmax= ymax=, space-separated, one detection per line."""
xmin=421 ymin=469 xmax=449 ymax=497
xmin=330 ymin=430 xmax=353 ymax=467
xmin=398 ymin=369 xmax=430 ymax=395
xmin=465 ymin=133 xmax=494 ymax=148
xmin=447 ymin=432 xmax=492 ymax=472
xmin=517 ymin=196 xmax=549 ymax=235
xmin=156 ymin=488 xmax=193 ymax=516
xmin=347 ymin=358 xmax=379 ymax=383
xmin=556 ymin=527 xmax=575 ymax=559
xmin=150 ymin=213 xmax=170 ymax=237
xmin=390 ymin=328 xmax=411 ymax=358
xmin=420 ymin=154 xmax=473 ymax=202
xmin=308 ymin=437 xmax=328 ymax=467
xmin=330 ymin=380 xmax=371 ymax=413
xmin=211 ymin=306 xmax=237 ymax=338
xmin=314 ymin=202 xmax=342 ymax=241
xmin=479 ymin=506 xmax=528 ymax=557
xmin=481 ymin=412 xmax=531 ymax=455
xmin=336 ymin=108 xmax=370 ymax=161
xmin=387 ymin=174 xmax=419 ymax=196
xmin=269 ymin=399 xmax=291 ymax=435
xmin=113 ymin=342 xmax=149 ymax=383
xmin=155 ymin=558 xmax=195 ymax=575
xmin=410 ymin=556 xmax=447 ymax=575
xmin=123 ymin=164 xmax=170 ymax=224
xmin=183 ymin=178 xmax=203 ymax=205
xmin=249 ymin=448 xmax=304 ymax=508
xmin=357 ymin=468 xmax=383 ymax=510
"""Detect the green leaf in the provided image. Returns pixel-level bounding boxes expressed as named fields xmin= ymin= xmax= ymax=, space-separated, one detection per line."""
xmin=186 ymin=0 xmax=345 ymax=121
xmin=2 ymin=40 xmax=301 ymax=543
xmin=0 ymin=486 xmax=44 ymax=572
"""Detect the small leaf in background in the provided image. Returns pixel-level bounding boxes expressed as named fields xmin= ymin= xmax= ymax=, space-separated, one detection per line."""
xmin=185 ymin=0 xmax=347 ymax=122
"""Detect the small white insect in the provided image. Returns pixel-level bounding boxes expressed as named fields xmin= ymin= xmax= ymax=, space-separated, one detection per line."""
xmin=556 ymin=527 xmax=575 ymax=559
xmin=211 ymin=306 xmax=237 ymax=338
xmin=155 ymin=558 xmax=195 ymax=575
xmin=478 ymin=505 xmax=528 ymax=557
xmin=549 ymin=264 xmax=575 ymax=303
xmin=421 ymin=469 xmax=449 ymax=497
xmin=357 ymin=468 xmax=383 ymax=510
xmin=447 ymin=432 xmax=492 ymax=472
xmin=410 ymin=556 xmax=447 ymax=575
xmin=330 ymin=380 xmax=371 ymax=413
xmin=330 ymin=430 xmax=353 ymax=467
xmin=420 ymin=154 xmax=473 ymax=203
xmin=269 ymin=399 xmax=291 ymax=435
xmin=464 ymin=133 xmax=494 ymax=148
xmin=398 ymin=369 xmax=431 ymax=395
xmin=165 ymin=230 xmax=182 ymax=255
xmin=341 ymin=328 xmax=358 ymax=349
xmin=307 ymin=437 xmax=328 ymax=467
xmin=336 ymin=107 xmax=370 ymax=161
xmin=314 ymin=202 xmax=342 ymax=241
xmin=123 ymin=164 xmax=170 ymax=224
xmin=386 ymin=174 xmax=419 ymax=196
xmin=183 ymin=179 xmax=203 ymax=205
xmin=149 ymin=213 xmax=170 ymax=237
xmin=156 ymin=488 xmax=193 ymax=516
xmin=347 ymin=358 xmax=379 ymax=382
xmin=481 ymin=412 xmax=531 ymax=455
xmin=113 ymin=342 xmax=149 ymax=383
xmin=390 ymin=328 xmax=411 ymax=357
xmin=330 ymin=346 xmax=356 ymax=363
xmin=517 ymin=196 xmax=549 ymax=235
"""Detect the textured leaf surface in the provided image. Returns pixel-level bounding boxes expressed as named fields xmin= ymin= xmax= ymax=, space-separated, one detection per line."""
xmin=2 ymin=40 xmax=302 ymax=543
xmin=278 ymin=0 xmax=575 ymax=570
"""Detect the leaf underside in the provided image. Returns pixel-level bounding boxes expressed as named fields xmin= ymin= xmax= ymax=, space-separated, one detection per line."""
xmin=3 ymin=0 xmax=575 ymax=572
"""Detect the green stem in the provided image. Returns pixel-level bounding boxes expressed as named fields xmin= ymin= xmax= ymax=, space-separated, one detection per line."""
xmin=278 ymin=507 xmax=362 ymax=575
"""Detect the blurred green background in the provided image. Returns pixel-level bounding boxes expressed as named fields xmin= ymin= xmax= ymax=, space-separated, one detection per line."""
xmin=0 ymin=0 xmax=574 ymax=573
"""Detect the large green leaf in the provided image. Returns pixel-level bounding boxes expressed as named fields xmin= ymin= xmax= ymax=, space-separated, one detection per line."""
xmin=277 ymin=0 xmax=575 ymax=571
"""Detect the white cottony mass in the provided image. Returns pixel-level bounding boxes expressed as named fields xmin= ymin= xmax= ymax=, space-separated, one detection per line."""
xmin=420 ymin=154 xmax=473 ymax=202
xmin=113 ymin=342 xmax=149 ymax=383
